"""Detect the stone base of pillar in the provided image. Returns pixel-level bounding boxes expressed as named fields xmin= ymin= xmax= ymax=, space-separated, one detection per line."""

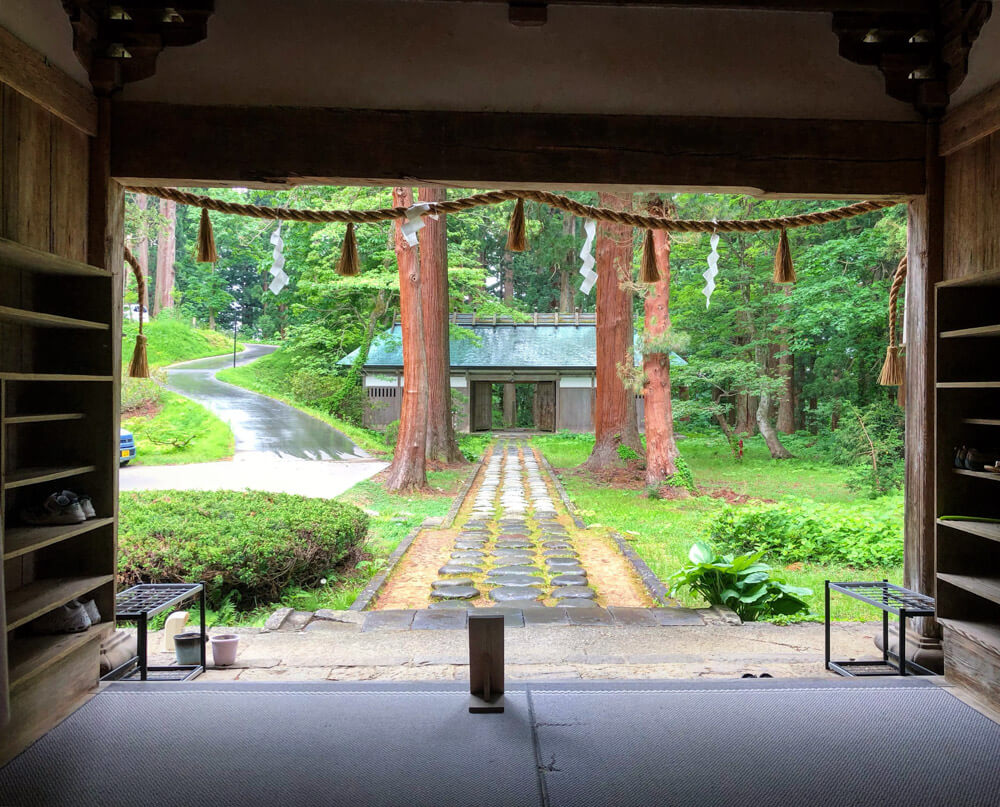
xmin=874 ymin=626 xmax=944 ymax=674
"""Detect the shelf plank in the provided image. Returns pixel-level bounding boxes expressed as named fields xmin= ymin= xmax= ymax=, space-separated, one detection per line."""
xmin=940 ymin=324 xmax=1000 ymax=338
xmin=938 ymin=618 xmax=1000 ymax=652
xmin=0 ymin=373 xmax=113 ymax=382
xmin=938 ymin=518 xmax=1000 ymax=543
xmin=937 ymin=382 xmax=1000 ymax=389
xmin=4 ymin=465 xmax=98 ymax=490
xmin=0 ymin=305 xmax=108 ymax=331
xmin=8 ymin=623 xmax=112 ymax=690
xmin=954 ymin=469 xmax=1000 ymax=482
xmin=938 ymin=573 xmax=1000 ymax=607
xmin=0 ymin=235 xmax=109 ymax=277
xmin=962 ymin=418 xmax=1000 ymax=427
xmin=3 ymin=412 xmax=85 ymax=425
xmin=6 ymin=574 xmax=115 ymax=631
xmin=3 ymin=517 xmax=114 ymax=560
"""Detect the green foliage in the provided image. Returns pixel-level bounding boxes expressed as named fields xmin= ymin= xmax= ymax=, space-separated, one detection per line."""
xmin=121 ymin=373 xmax=164 ymax=414
xmin=383 ymin=419 xmax=400 ymax=447
xmin=617 ymin=444 xmax=642 ymax=464
xmin=118 ymin=490 xmax=369 ymax=609
xmin=668 ymin=542 xmax=812 ymax=621
xmin=709 ymin=499 xmax=903 ymax=568
xmin=458 ymin=433 xmax=492 ymax=462
xmin=664 ymin=456 xmax=697 ymax=493
xmin=122 ymin=390 xmax=234 ymax=465
xmin=834 ymin=399 xmax=905 ymax=497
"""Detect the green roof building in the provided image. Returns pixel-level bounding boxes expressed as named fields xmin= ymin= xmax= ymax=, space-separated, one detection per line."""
xmin=342 ymin=313 xmax=684 ymax=433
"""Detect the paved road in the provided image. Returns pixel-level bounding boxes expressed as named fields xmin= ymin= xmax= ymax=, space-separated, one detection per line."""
xmin=119 ymin=344 xmax=388 ymax=498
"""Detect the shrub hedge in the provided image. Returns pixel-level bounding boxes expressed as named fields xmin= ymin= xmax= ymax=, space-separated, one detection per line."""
xmin=708 ymin=499 xmax=903 ymax=568
xmin=119 ymin=490 xmax=369 ymax=609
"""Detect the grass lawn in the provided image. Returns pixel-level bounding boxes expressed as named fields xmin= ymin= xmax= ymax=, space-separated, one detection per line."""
xmin=122 ymin=390 xmax=234 ymax=465
xmin=122 ymin=313 xmax=241 ymax=369
xmin=216 ymin=350 xmax=387 ymax=457
xmin=532 ymin=433 xmax=903 ymax=622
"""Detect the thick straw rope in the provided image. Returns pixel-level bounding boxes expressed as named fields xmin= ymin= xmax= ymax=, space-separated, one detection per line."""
xmin=124 ymin=185 xmax=898 ymax=234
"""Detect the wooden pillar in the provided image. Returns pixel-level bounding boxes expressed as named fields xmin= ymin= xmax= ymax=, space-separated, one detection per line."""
xmin=904 ymin=121 xmax=944 ymax=641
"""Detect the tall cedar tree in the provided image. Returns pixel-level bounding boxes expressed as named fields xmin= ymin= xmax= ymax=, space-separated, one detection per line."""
xmin=417 ymin=187 xmax=463 ymax=463
xmin=643 ymin=199 xmax=680 ymax=483
xmin=584 ymin=192 xmax=643 ymax=469
xmin=385 ymin=187 xmax=430 ymax=492
xmin=153 ymin=197 xmax=176 ymax=314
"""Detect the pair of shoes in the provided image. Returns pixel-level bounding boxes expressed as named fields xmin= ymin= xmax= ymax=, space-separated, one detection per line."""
xmin=740 ymin=672 xmax=775 ymax=679
xmin=31 ymin=599 xmax=100 ymax=635
xmin=19 ymin=490 xmax=96 ymax=526
xmin=954 ymin=447 xmax=1000 ymax=471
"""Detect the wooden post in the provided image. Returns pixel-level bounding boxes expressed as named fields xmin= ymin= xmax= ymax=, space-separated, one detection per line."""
xmin=469 ymin=614 xmax=504 ymax=713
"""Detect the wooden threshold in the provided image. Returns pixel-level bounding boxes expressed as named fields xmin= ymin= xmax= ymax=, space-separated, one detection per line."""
xmin=938 ymin=518 xmax=1000 ymax=544
xmin=8 ymin=623 xmax=112 ymax=690
xmin=0 ymin=306 xmax=109 ymax=331
xmin=938 ymin=573 xmax=1000 ymax=607
xmin=963 ymin=419 xmax=1000 ymax=427
xmin=4 ymin=465 xmax=99 ymax=490
xmin=3 ymin=517 xmax=115 ymax=560
xmin=954 ymin=469 xmax=1000 ymax=482
xmin=0 ymin=373 xmax=113 ymax=382
xmin=3 ymin=412 xmax=86 ymax=425
xmin=0 ymin=236 xmax=108 ymax=277
xmin=940 ymin=324 xmax=1000 ymax=339
xmin=6 ymin=574 xmax=115 ymax=631
xmin=937 ymin=382 xmax=1000 ymax=389
xmin=939 ymin=618 xmax=1000 ymax=654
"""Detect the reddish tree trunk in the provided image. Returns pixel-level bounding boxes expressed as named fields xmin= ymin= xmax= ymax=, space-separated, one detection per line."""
xmin=385 ymin=187 xmax=429 ymax=492
xmin=417 ymin=187 xmax=463 ymax=463
xmin=502 ymin=250 xmax=516 ymax=427
xmin=643 ymin=203 xmax=680 ymax=484
xmin=776 ymin=287 xmax=795 ymax=434
xmin=134 ymin=193 xmax=150 ymax=312
xmin=585 ymin=193 xmax=642 ymax=469
xmin=153 ymin=197 xmax=176 ymax=314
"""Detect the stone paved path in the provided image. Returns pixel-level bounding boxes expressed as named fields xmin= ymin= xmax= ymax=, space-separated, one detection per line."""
xmin=374 ymin=440 xmax=661 ymax=611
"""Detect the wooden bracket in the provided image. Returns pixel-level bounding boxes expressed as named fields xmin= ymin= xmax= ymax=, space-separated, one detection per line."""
xmin=469 ymin=614 xmax=505 ymax=713
xmin=833 ymin=1 xmax=993 ymax=116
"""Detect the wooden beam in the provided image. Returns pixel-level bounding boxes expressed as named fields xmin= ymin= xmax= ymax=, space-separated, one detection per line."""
xmin=0 ymin=26 xmax=97 ymax=136
xmin=396 ymin=1 xmax=934 ymax=12
xmin=111 ymin=103 xmax=926 ymax=197
xmin=941 ymin=81 xmax=1000 ymax=156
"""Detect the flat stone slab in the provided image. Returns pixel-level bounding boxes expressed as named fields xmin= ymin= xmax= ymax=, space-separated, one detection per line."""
xmin=542 ymin=541 xmax=573 ymax=550
xmin=494 ymin=556 xmax=537 ymax=567
xmin=485 ymin=574 xmax=546 ymax=587
xmin=551 ymin=574 xmax=589 ymax=587
xmin=438 ymin=564 xmax=482 ymax=575
xmin=521 ymin=607 xmax=571 ymax=626
xmin=490 ymin=586 xmax=544 ymax=602
xmin=543 ymin=549 xmax=578 ymax=558
xmin=495 ymin=540 xmax=533 ymax=549
xmin=566 ymin=606 xmax=615 ymax=624
xmin=552 ymin=586 xmax=596 ymax=600
xmin=427 ymin=600 xmax=470 ymax=610
xmin=431 ymin=577 xmax=474 ymax=589
xmin=546 ymin=557 xmax=584 ymax=569
xmin=411 ymin=609 xmax=468 ymax=630
xmin=454 ymin=541 xmax=488 ymax=550
xmin=487 ymin=565 xmax=542 ymax=577
xmin=431 ymin=586 xmax=479 ymax=600
xmin=361 ymin=610 xmax=415 ymax=632
xmin=493 ymin=548 xmax=535 ymax=558
xmin=450 ymin=550 xmax=487 ymax=560
xmin=607 ymin=606 xmax=659 ymax=627
xmin=651 ymin=607 xmax=707 ymax=626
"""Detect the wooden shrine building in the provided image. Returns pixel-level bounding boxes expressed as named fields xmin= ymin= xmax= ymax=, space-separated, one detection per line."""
xmin=3 ymin=0 xmax=1000 ymax=800
xmin=343 ymin=313 xmax=685 ymax=432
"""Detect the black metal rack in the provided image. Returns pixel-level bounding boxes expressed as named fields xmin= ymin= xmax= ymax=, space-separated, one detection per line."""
xmin=104 ymin=583 xmax=206 ymax=682
xmin=825 ymin=580 xmax=938 ymax=677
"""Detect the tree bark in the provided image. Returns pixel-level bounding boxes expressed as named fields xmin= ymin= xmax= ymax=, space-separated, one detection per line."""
xmin=643 ymin=199 xmax=680 ymax=485
xmin=584 ymin=192 xmax=642 ymax=469
xmin=558 ymin=214 xmax=576 ymax=313
xmin=417 ymin=187 xmax=463 ymax=463
xmin=134 ymin=193 xmax=149 ymax=312
xmin=756 ymin=388 xmax=794 ymax=459
xmin=501 ymin=248 xmax=516 ymax=428
xmin=776 ymin=286 xmax=795 ymax=434
xmin=153 ymin=197 xmax=176 ymax=314
xmin=385 ymin=187 xmax=429 ymax=492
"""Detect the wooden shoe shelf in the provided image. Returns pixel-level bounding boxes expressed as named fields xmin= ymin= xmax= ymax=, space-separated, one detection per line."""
xmin=935 ymin=268 xmax=1000 ymax=704
xmin=0 ymin=236 xmax=117 ymax=756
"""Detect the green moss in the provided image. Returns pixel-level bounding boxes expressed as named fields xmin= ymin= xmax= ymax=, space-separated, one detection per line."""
xmin=122 ymin=390 xmax=234 ymax=465
xmin=122 ymin=311 xmax=241 ymax=369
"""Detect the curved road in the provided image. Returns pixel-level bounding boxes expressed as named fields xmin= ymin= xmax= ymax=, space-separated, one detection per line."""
xmin=119 ymin=344 xmax=388 ymax=498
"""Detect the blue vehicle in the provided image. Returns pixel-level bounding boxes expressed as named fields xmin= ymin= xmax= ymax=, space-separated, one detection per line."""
xmin=119 ymin=428 xmax=136 ymax=466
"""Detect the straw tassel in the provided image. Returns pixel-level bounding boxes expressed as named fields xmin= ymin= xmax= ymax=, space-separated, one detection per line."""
xmin=128 ymin=332 xmax=150 ymax=379
xmin=196 ymin=208 xmax=218 ymax=263
xmin=506 ymin=198 xmax=527 ymax=252
xmin=772 ymin=229 xmax=796 ymax=284
xmin=880 ymin=254 xmax=908 ymax=393
xmin=640 ymin=229 xmax=660 ymax=283
xmin=878 ymin=345 xmax=905 ymax=386
xmin=336 ymin=223 xmax=360 ymax=276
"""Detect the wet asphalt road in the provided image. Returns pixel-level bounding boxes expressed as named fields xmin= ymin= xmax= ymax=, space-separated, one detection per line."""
xmin=165 ymin=344 xmax=367 ymax=460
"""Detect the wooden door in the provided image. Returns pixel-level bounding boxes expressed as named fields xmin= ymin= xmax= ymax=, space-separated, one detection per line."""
xmin=534 ymin=381 xmax=556 ymax=431
xmin=471 ymin=381 xmax=493 ymax=431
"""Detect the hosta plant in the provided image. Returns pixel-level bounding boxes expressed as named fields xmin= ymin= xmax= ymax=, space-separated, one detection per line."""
xmin=668 ymin=541 xmax=812 ymax=622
